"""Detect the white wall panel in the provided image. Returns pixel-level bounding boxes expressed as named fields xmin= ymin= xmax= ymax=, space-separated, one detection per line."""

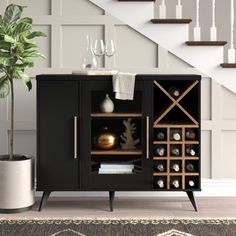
xmin=7 ymin=0 xmax=51 ymax=15
xmin=11 ymin=131 xmax=36 ymax=158
xmin=221 ymin=87 xmax=236 ymax=120
xmin=61 ymin=0 xmax=104 ymax=16
xmin=167 ymin=52 xmax=192 ymax=68
xmin=221 ymin=131 xmax=236 ymax=178
xmin=201 ymin=131 xmax=211 ymax=178
xmin=115 ymin=26 xmax=158 ymax=68
xmin=32 ymin=25 xmax=51 ymax=68
xmin=7 ymin=80 xmax=36 ymax=122
xmin=1 ymin=0 xmax=236 ymax=182
xmin=61 ymin=25 xmax=104 ymax=68
xmin=201 ymin=78 xmax=211 ymax=121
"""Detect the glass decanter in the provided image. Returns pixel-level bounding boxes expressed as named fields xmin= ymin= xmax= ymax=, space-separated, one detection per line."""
xmin=81 ymin=35 xmax=98 ymax=70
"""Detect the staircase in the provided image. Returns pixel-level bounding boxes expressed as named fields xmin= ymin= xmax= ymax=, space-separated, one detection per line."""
xmin=89 ymin=0 xmax=236 ymax=94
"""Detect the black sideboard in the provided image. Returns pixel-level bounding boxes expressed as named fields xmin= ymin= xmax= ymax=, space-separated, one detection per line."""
xmin=36 ymin=74 xmax=201 ymax=211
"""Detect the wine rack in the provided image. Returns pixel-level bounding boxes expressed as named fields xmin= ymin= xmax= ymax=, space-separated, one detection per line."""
xmin=153 ymin=79 xmax=200 ymax=191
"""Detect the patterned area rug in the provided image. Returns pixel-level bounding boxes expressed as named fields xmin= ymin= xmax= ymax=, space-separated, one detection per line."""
xmin=0 ymin=218 xmax=236 ymax=236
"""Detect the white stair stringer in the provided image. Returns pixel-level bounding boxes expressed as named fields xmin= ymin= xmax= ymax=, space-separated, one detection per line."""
xmin=89 ymin=0 xmax=236 ymax=94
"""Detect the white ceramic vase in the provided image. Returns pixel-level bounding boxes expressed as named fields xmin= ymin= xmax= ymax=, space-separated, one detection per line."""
xmin=100 ymin=94 xmax=114 ymax=113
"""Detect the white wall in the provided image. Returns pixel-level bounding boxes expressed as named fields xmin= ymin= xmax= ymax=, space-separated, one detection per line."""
xmin=1 ymin=0 xmax=236 ymax=191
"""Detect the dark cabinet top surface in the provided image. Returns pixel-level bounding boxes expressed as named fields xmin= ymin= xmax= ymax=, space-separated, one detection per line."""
xmin=36 ymin=74 xmax=201 ymax=81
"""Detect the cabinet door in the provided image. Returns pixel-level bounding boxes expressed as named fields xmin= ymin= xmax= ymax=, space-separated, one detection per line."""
xmin=37 ymin=80 xmax=79 ymax=190
xmin=81 ymin=79 xmax=153 ymax=190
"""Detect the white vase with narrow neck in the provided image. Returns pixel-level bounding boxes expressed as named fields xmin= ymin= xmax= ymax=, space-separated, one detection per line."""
xmin=100 ymin=94 xmax=114 ymax=113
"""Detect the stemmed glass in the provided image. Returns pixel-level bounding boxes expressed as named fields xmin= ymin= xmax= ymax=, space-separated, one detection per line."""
xmin=93 ymin=39 xmax=105 ymax=68
xmin=105 ymin=39 xmax=115 ymax=58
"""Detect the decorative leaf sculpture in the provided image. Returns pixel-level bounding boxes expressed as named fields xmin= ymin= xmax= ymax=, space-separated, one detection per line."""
xmin=120 ymin=118 xmax=140 ymax=150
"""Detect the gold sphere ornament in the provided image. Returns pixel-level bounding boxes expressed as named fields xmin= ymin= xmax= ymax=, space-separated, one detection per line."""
xmin=94 ymin=127 xmax=118 ymax=150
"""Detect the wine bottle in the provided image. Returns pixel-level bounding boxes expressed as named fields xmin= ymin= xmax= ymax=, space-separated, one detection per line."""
xmin=168 ymin=87 xmax=180 ymax=98
xmin=185 ymin=145 xmax=196 ymax=156
xmin=155 ymin=145 xmax=165 ymax=157
xmin=170 ymin=146 xmax=180 ymax=156
xmin=157 ymin=132 xmax=165 ymax=141
xmin=170 ymin=129 xmax=181 ymax=141
xmin=188 ymin=180 xmax=195 ymax=187
xmin=171 ymin=179 xmax=180 ymax=188
xmin=186 ymin=163 xmax=195 ymax=172
xmin=156 ymin=179 xmax=165 ymax=188
xmin=185 ymin=129 xmax=196 ymax=140
xmin=171 ymin=163 xmax=180 ymax=172
xmin=155 ymin=164 xmax=165 ymax=172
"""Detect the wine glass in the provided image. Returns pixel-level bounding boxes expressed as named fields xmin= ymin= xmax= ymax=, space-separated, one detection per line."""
xmin=93 ymin=39 xmax=105 ymax=68
xmin=105 ymin=39 xmax=115 ymax=58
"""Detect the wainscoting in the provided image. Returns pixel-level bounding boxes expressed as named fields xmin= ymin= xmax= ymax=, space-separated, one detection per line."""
xmin=1 ymin=0 xmax=236 ymax=194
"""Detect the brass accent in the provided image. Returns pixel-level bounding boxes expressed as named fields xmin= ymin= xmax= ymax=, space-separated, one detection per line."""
xmin=94 ymin=127 xmax=118 ymax=150
xmin=74 ymin=116 xmax=77 ymax=159
xmin=146 ymin=116 xmax=150 ymax=159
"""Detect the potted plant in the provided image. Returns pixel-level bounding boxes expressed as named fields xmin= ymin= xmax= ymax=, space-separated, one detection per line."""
xmin=0 ymin=4 xmax=46 ymax=213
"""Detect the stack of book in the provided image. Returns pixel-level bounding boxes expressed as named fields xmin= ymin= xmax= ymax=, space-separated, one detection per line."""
xmin=99 ymin=163 xmax=134 ymax=174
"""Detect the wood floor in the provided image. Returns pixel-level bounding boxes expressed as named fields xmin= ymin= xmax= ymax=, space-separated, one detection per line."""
xmin=0 ymin=197 xmax=236 ymax=219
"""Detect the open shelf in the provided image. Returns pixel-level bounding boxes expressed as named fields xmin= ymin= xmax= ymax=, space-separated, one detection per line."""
xmin=91 ymin=150 xmax=142 ymax=155
xmin=91 ymin=113 xmax=142 ymax=118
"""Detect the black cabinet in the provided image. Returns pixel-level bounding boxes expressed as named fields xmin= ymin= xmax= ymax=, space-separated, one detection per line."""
xmin=81 ymin=80 xmax=153 ymax=190
xmin=37 ymin=79 xmax=80 ymax=190
xmin=36 ymin=74 xmax=201 ymax=211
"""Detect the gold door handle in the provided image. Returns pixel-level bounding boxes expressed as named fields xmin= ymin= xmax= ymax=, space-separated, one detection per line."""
xmin=74 ymin=116 xmax=78 ymax=159
xmin=146 ymin=116 xmax=150 ymax=159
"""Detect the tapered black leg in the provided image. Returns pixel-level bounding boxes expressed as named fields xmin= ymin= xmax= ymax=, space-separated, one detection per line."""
xmin=109 ymin=191 xmax=115 ymax=212
xmin=39 ymin=191 xmax=51 ymax=211
xmin=186 ymin=191 xmax=198 ymax=212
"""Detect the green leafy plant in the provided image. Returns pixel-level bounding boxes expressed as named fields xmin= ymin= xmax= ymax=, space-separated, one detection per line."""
xmin=0 ymin=4 xmax=46 ymax=160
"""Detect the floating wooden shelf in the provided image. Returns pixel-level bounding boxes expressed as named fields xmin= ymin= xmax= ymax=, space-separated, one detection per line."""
xmin=151 ymin=19 xmax=192 ymax=24
xmin=186 ymin=41 xmax=227 ymax=46
xmin=91 ymin=112 xmax=142 ymax=117
xmin=220 ymin=63 xmax=236 ymax=68
xmin=91 ymin=150 xmax=142 ymax=155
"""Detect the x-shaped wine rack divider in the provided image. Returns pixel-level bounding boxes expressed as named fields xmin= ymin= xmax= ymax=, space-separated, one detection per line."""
xmin=153 ymin=80 xmax=199 ymax=126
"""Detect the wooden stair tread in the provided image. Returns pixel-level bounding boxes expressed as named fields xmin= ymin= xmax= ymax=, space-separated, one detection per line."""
xmin=151 ymin=19 xmax=192 ymax=24
xmin=221 ymin=63 xmax=236 ymax=68
xmin=186 ymin=41 xmax=227 ymax=46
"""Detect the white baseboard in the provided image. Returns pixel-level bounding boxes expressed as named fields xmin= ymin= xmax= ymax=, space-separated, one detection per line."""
xmin=35 ymin=179 xmax=236 ymax=198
